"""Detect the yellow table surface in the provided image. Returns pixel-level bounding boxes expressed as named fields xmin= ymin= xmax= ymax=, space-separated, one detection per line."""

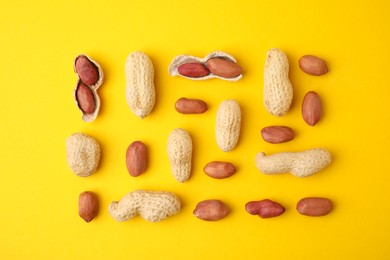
xmin=1 ymin=0 xmax=389 ymax=259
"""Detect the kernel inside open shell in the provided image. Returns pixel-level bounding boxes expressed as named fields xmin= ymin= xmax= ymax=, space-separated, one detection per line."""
xmin=168 ymin=51 xmax=242 ymax=81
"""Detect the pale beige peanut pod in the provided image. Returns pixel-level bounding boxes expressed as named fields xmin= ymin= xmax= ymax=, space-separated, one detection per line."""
xmin=65 ymin=133 xmax=100 ymax=177
xmin=167 ymin=128 xmax=192 ymax=182
xmin=263 ymin=48 xmax=293 ymax=116
xmin=125 ymin=51 xmax=155 ymax=119
xmin=216 ymin=100 xmax=241 ymax=152
xmin=108 ymin=190 xmax=181 ymax=222
xmin=255 ymin=148 xmax=331 ymax=177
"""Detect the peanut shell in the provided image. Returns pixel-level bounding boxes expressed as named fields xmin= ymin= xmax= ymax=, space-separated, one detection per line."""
xmin=263 ymin=48 xmax=293 ymax=116
xmin=169 ymin=51 xmax=242 ymax=81
xmin=125 ymin=51 xmax=156 ymax=119
xmin=255 ymin=148 xmax=331 ymax=177
xmin=66 ymin=133 xmax=100 ymax=177
xmin=108 ymin=190 xmax=181 ymax=222
xmin=216 ymin=100 xmax=241 ymax=152
xmin=73 ymin=54 xmax=103 ymax=122
xmin=167 ymin=128 xmax=192 ymax=182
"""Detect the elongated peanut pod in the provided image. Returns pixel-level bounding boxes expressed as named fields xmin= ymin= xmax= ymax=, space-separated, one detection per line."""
xmin=255 ymin=148 xmax=331 ymax=177
xmin=108 ymin=190 xmax=181 ymax=222
xmin=125 ymin=51 xmax=155 ymax=119
xmin=263 ymin=48 xmax=293 ymax=116
xmin=167 ymin=128 xmax=192 ymax=182
xmin=216 ymin=100 xmax=241 ymax=152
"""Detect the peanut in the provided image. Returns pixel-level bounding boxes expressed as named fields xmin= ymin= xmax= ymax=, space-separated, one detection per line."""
xmin=108 ymin=190 xmax=181 ymax=222
xmin=178 ymin=63 xmax=210 ymax=78
xmin=296 ymin=197 xmax=333 ymax=216
xmin=206 ymin=57 xmax=242 ymax=78
xmin=75 ymin=55 xmax=100 ymax=86
xmin=216 ymin=100 xmax=241 ymax=152
xmin=261 ymin=126 xmax=295 ymax=143
xmin=255 ymin=148 xmax=332 ymax=177
xmin=126 ymin=141 xmax=148 ymax=177
xmin=73 ymin=54 xmax=103 ymax=122
xmin=302 ymin=91 xmax=322 ymax=126
xmin=78 ymin=191 xmax=99 ymax=222
xmin=193 ymin=200 xmax=229 ymax=221
xmin=66 ymin=133 xmax=100 ymax=177
xmin=168 ymin=51 xmax=242 ymax=81
xmin=299 ymin=55 xmax=328 ymax=76
xmin=245 ymin=199 xmax=285 ymax=218
xmin=174 ymin=97 xmax=208 ymax=114
xmin=167 ymin=128 xmax=192 ymax=182
xmin=75 ymin=82 xmax=96 ymax=114
xmin=203 ymin=161 xmax=236 ymax=179
xmin=125 ymin=51 xmax=155 ymax=119
xmin=263 ymin=48 xmax=293 ymax=116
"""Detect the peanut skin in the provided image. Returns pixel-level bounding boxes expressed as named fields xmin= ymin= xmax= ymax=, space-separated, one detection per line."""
xmin=175 ymin=97 xmax=208 ymax=114
xmin=245 ymin=199 xmax=285 ymax=218
xmin=178 ymin=63 xmax=210 ymax=78
xmin=203 ymin=161 xmax=236 ymax=179
xmin=296 ymin=197 xmax=333 ymax=216
xmin=206 ymin=57 xmax=242 ymax=78
xmin=76 ymin=82 xmax=96 ymax=114
xmin=78 ymin=191 xmax=99 ymax=222
xmin=299 ymin=55 xmax=328 ymax=76
xmin=302 ymin=91 xmax=322 ymax=126
xmin=261 ymin=126 xmax=295 ymax=143
xmin=193 ymin=200 xmax=229 ymax=221
xmin=75 ymin=55 xmax=100 ymax=86
xmin=126 ymin=141 xmax=148 ymax=177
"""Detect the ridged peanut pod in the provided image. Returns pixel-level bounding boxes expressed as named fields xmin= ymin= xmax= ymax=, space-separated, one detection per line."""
xmin=125 ymin=51 xmax=155 ymax=119
xmin=108 ymin=190 xmax=181 ymax=222
xmin=263 ymin=48 xmax=293 ymax=116
xmin=167 ymin=128 xmax=192 ymax=182
xmin=216 ymin=100 xmax=241 ymax=152
xmin=255 ymin=148 xmax=332 ymax=177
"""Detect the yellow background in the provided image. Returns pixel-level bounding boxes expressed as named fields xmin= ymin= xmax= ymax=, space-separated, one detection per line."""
xmin=1 ymin=0 xmax=389 ymax=259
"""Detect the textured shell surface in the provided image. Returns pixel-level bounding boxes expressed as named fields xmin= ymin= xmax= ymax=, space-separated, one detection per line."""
xmin=216 ymin=100 xmax=241 ymax=152
xmin=263 ymin=48 xmax=293 ymax=116
xmin=168 ymin=51 xmax=242 ymax=81
xmin=255 ymin=148 xmax=331 ymax=177
xmin=65 ymin=133 xmax=100 ymax=177
xmin=167 ymin=128 xmax=192 ymax=182
xmin=125 ymin=51 xmax=156 ymax=119
xmin=108 ymin=190 xmax=181 ymax=222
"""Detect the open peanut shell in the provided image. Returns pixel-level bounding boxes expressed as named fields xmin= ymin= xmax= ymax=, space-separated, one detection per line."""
xmin=168 ymin=51 xmax=242 ymax=81
xmin=73 ymin=54 xmax=104 ymax=122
